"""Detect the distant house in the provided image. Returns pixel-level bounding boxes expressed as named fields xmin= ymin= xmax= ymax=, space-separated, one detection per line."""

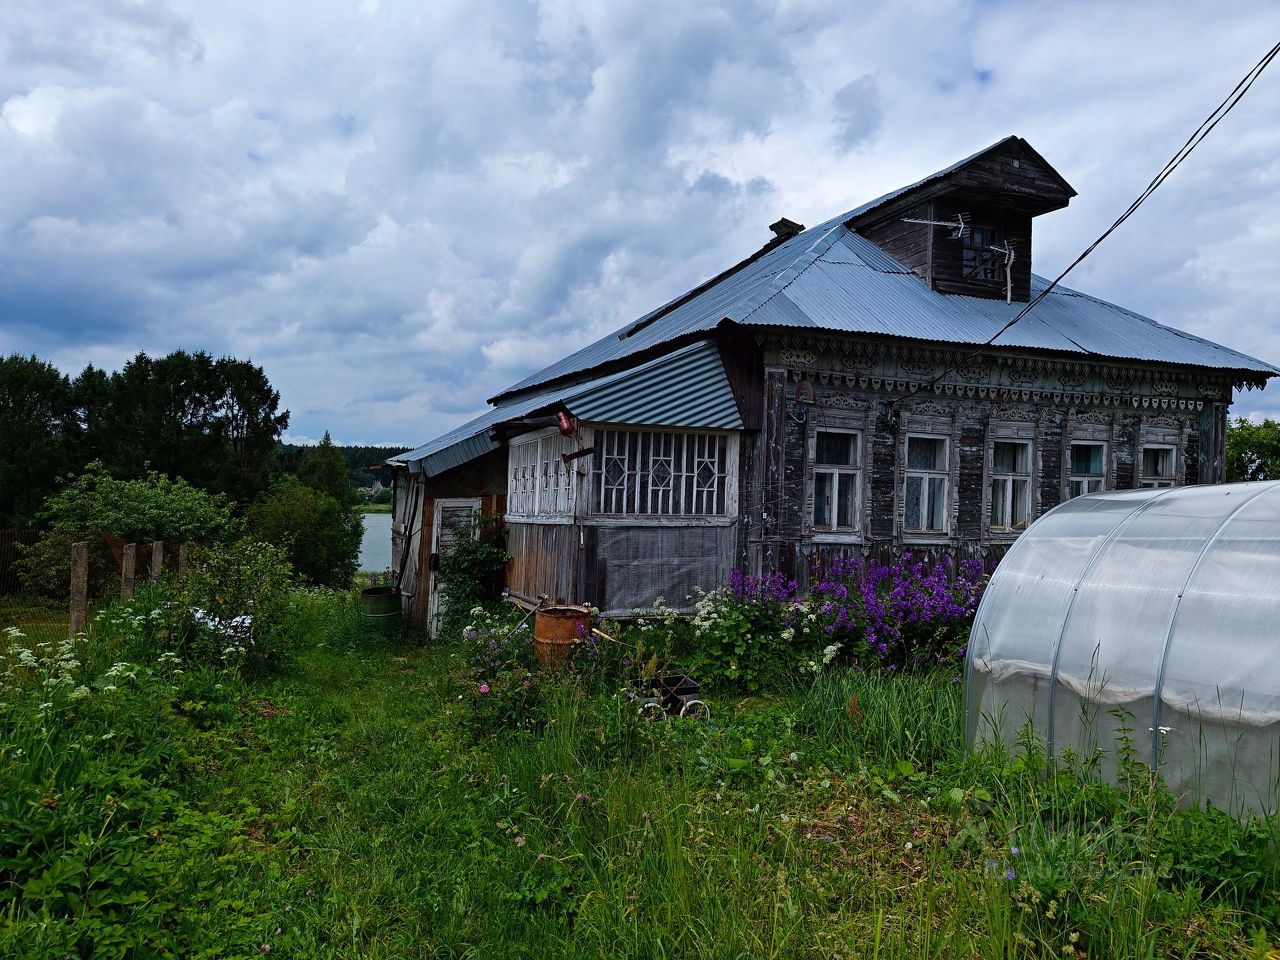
xmin=388 ymin=136 xmax=1277 ymax=633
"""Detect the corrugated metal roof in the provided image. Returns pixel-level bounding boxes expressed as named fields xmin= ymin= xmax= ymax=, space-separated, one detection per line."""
xmin=493 ymin=138 xmax=1275 ymax=401
xmin=393 ymin=342 xmax=741 ymax=473
xmin=404 ymin=137 xmax=1276 ymax=474
xmin=564 ymin=340 xmax=742 ymax=429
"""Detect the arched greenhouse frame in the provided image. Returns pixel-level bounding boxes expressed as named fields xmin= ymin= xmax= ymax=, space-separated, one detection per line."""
xmin=965 ymin=480 xmax=1280 ymax=816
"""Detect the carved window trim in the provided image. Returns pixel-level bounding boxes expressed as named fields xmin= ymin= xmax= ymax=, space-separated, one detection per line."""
xmin=902 ymin=433 xmax=951 ymax=536
xmin=806 ymin=405 xmax=871 ymax=544
xmin=1137 ymin=423 xmax=1182 ymax=490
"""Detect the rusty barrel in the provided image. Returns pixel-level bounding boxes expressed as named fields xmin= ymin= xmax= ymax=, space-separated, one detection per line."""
xmin=534 ymin=605 xmax=589 ymax=668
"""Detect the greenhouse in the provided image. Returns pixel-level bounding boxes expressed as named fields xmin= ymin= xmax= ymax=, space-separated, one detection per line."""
xmin=966 ymin=480 xmax=1280 ymax=816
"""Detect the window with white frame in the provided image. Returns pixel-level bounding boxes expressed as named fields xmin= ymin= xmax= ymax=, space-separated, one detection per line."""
xmin=507 ymin=431 xmax=578 ymax=518
xmin=1139 ymin=445 xmax=1177 ymax=488
xmin=812 ymin=429 xmax=861 ymax=532
xmin=592 ymin=428 xmax=734 ymax=517
xmin=989 ymin=440 xmax=1032 ymax=532
xmin=1068 ymin=442 xmax=1107 ymax=498
xmin=904 ymin=435 xmax=949 ymax=533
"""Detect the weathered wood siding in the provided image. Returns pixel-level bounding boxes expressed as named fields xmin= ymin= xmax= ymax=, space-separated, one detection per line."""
xmin=753 ymin=334 xmax=1233 ymax=583
xmin=506 ymin=521 xmax=581 ymax=604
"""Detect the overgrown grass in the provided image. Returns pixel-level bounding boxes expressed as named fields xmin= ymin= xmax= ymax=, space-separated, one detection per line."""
xmin=2 ymin=593 xmax=1278 ymax=958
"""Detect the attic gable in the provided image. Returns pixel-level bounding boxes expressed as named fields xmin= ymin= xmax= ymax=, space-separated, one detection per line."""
xmin=850 ymin=137 xmax=1076 ymax=302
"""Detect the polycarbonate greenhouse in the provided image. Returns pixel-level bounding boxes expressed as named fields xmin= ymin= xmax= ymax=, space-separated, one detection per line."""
xmin=966 ymin=480 xmax=1280 ymax=816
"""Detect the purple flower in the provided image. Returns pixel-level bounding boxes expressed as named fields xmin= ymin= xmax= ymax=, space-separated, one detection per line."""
xmin=1004 ymin=868 xmax=1016 ymax=881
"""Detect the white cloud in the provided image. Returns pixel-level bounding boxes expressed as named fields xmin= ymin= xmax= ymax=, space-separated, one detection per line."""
xmin=0 ymin=0 xmax=1277 ymax=444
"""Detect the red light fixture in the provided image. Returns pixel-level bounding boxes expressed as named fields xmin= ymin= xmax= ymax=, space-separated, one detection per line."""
xmin=556 ymin=411 xmax=575 ymax=437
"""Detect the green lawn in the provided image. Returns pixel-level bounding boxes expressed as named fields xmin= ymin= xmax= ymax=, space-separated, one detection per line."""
xmin=4 ymin=600 xmax=1278 ymax=958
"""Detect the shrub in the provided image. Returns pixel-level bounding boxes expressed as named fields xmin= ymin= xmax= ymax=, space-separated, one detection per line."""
xmin=691 ymin=574 xmax=824 ymax=692
xmin=809 ymin=553 xmax=986 ymax=671
xmin=16 ymin=462 xmax=240 ymax=598
xmin=437 ymin=514 xmax=510 ymax=642
xmin=248 ymin=478 xmax=361 ymax=588
xmin=454 ymin=604 xmax=546 ymax=733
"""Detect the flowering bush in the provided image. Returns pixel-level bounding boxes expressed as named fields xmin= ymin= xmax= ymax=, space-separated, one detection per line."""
xmin=809 ymin=554 xmax=985 ymax=671
xmin=689 ymin=556 xmax=986 ymax=688
xmin=691 ymin=573 xmax=824 ymax=692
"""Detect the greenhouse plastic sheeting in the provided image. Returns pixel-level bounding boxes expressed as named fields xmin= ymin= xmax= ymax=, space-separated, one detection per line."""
xmin=966 ymin=480 xmax=1280 ymax=816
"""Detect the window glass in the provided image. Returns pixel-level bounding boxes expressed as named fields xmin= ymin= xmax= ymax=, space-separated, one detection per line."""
xmin=816 ymin=431 xmax=857 ymax=466
xmin=814 ymin=471 xmax=833 ymax=527
xmin=993 ymin=440 xmax=1027 ymax=473
xmin=1142 ymin=446 xmax=1174 ymax=479
xmin=907 ymin=436 xmax=945 ymax=471
xmin=1071 ymin=443 xmax=1104 ymax=475
xmin=905 ymin=475 xmax=923 ymax=529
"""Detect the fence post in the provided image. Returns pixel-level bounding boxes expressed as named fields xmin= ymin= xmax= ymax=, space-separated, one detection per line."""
xmin=150 ymin=541 xmax=164 ymax=582
xmin=121 ymin=543 xmax=137 ymax=599
xmin=69 ymin=541 xmax=88 ymax=637
xmin=177 ymin=543 xmax=188 ymax=579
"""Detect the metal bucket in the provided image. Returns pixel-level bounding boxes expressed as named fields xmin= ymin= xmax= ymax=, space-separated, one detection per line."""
xmin=534 ymin=605 xmax=589 ymax=668
xmin=358 ymin=586 xmax=401 ymax=635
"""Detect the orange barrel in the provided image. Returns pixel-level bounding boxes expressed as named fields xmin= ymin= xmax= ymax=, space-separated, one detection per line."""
xmin=534 ymin=605 xmax=589 ymax=668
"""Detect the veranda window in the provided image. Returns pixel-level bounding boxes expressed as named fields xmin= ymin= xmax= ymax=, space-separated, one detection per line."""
xmin=904 ymin=435 xmax=948 ymax=533
xmin=507 ymin=432 xmax=577 ymax=518
xmin=1068 ymin=442 xmax=1106 ymax=498
xmin=812 ymin=430 xmax=860 ymax=532
xmin=1139 ymin=445 xmax=1177 ymax=488
xmin=989 ymin=440 xmax=1031 ymax=532
xmin=592 ymin=428 xmax=734 ymax=517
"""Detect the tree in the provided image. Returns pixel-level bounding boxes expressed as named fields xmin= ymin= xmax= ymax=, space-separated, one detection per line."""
xmin=1226 ymin=416 xmax=1280 ymax=482
xmin=299 ymin=432 xmax=354 ymax=506
xmin=77 ymin=351 xmax=289 ymax=503
xmin=0 ymin=355 xmax=79 ymax=527
xmin=16 ymin=462 xmax=240 ymax=597
xmin=248 ymin=479 xmax=361 ymax=588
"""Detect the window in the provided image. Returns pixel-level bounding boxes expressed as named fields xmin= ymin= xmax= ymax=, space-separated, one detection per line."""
xmin=904 ymin=435 xmax=948 ymax=533
xmin=507 ymin=432 xmax=577 ymax=518
xmin=812 ymin=430 xmax=860 ymax=532
xmin=989 ymin=440 xmax=1031 ymax=532
xmin=962 ymin=224 xmax=1003 ymax=282
xmin=1068 ymin=442 xmax=1107 ymax=498
xmin=1139 ymin=445 xmax=1177 ymax=488
xmin=592 ymin=428 xmax=734 ymax=516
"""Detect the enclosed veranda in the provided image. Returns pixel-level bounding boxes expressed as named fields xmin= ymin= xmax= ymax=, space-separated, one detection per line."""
xmin=966 ymin=480 xmax=1280 ymax=816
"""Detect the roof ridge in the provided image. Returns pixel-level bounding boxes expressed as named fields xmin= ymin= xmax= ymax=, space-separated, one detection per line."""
xmin=732 ymin=225 xmax=848 ymax=324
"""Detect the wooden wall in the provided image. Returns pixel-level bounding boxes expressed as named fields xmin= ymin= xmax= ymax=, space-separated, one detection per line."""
xmin=751 ymin=335 xmax=1233 ymax=585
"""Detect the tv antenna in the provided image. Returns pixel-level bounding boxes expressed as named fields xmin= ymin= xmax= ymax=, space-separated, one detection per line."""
xmin=901 ymin=211 xmax=969 ymax=239
xmin=989 ymin=240 xmax=1016 ymax=303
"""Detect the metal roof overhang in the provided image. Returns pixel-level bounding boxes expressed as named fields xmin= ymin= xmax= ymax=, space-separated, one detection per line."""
xmin=390 ymin=340 xmax=742 ymax=477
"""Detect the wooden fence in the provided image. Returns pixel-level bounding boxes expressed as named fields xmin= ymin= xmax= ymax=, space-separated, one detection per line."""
xmin=66 ymin=540 xmax=189 ymax=638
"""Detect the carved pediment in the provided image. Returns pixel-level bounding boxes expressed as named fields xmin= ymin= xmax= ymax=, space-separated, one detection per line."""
xmin=905 ymin=400 xmax=953 ymax=419
xmin=816 ymin=395 xmax=867 ymax=410
xmin=1072 ymin=409 xmax=1113 ymax=426
xmin=780 ymin=348 xmax=816 ymax=367
xmin=990 ymin=404 xmax=1036 ymax=422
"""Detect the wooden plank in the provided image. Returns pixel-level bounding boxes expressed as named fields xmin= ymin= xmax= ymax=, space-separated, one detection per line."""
xmin=69 ymin=541 xmax=88 ymax=637
xmin=120 ymin=543 xmax=136 ymax=599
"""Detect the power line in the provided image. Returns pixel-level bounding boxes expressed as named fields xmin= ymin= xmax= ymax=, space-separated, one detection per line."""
xmin=899 ymin=38 xmax=1280 ymax=404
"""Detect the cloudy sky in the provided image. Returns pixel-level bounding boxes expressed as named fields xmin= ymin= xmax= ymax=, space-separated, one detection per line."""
xmin=2 ymin=1 xmax=1278 ymax=445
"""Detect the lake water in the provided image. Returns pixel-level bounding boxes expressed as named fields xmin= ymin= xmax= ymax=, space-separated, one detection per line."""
xmin=359 ymin=512 xmax=394 ymax=572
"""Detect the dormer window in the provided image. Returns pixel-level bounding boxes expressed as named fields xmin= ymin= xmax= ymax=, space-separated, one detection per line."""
xmin=962 ymin=224 xmax=1004 ymax=283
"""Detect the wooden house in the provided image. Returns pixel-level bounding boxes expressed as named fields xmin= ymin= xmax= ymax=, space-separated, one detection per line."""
xmin=388 ymin=136 xmax=1277 ymax=632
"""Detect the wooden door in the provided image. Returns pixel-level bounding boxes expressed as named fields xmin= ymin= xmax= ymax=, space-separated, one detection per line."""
xmin=428 ymin=497 xmax=482 ymax=639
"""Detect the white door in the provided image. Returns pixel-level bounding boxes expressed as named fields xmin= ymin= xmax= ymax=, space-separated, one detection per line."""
xmin=427 ymin=497 xmax=482 ymax=639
